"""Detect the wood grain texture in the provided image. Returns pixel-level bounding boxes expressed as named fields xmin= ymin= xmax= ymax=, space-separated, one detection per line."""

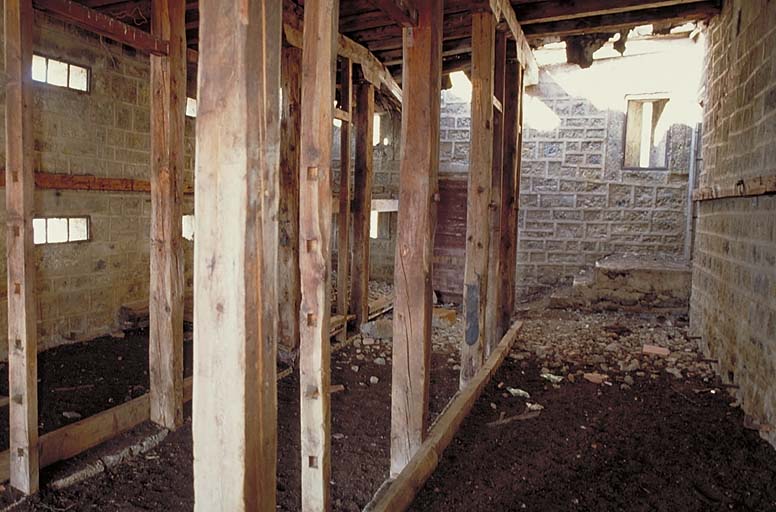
xmin=336 ymin=58 xmax=352 ymax=343
xmin=484 ymin=30 xmax=506 ymax=358
xmin=298 ymin=0 xmax=339 ymax=509
xmin=33 ymin=0 xmax=169 ymax=55
xmin=192 ymin=0 xmax=280 ymax=509
xmin=460 ymin=11 xmax=495 ymax=388
xmin=350 ymin=82 xmax=374 ymax=328
xmin=279 ymin=45 xmax=302 ymax=352
xmin=5 ymin=0 xmax=39 ymax=494
xmin=371 ymin=0 xmax=417 ymax=27
xmin=390 ymin=0 xmax=443 ymax=478
xmin=149 ymin=0 xmax=186 ymax=431
xmin=498 ymin=61 xmax=523 ymax=336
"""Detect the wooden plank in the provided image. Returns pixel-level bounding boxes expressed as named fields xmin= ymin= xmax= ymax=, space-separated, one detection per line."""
xmin=460 ymin=11 xmax=495 ymax=388
xmin=516 ymin=0 xmax=708 ymax=25
xmin=372 ymin=0 xmax=417 ymax=27
xmin=5 ymin=0 xmax=39 ymax=495
xmin=333 ymin=108 xmax=351 ymax=123
xmin=149 ymin=0 xmax=185 ymax=432
xmin=498 ymin=59 xmax=523 ymax=337
xmin=371 ymin=198 xmax=398 ymax=212
xmin=365 ymin=320 xmax=524 ymax=512
xmin=336 ymin=58 xmax=353 ymax=343
xmin=522 ymin=1 xmax=721 ymax=39
xmin=298 ymin=0 xmax=339 ymax=509
xmin=279 ymin=45 xmax=303 ymax=352
xmin=390 ymin=0 xmax=443 ymax=478
xmin=0 ymin=171 xmax=197 ymax=193
xmin=350 ymin=82 xmax=375 ymax=329
xmin=33 ymin=0 xmax=169 ymax=55
xmin=692 ymin=174 xmax=776 ymax=201
xmin=193 ymin=0 xmax=281 ymax=509
xmin=484 ymin=30 xmax=506 ymax=358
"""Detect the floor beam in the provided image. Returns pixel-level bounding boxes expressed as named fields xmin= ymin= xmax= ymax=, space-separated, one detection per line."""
xmin=389 ymin=0 xmax=443 ymax=478
xmin=5 ymin=0 xmax=39 ymax=495
xmin=192 ymin=0 xmax=281 ymax=509
xmin=149 ymin=0 xmax=186 ymax=431
xmin=298 ymin=0 xmax=339 ymax=509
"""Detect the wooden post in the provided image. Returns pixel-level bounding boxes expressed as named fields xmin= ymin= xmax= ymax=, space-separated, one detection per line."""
xmin=336 ymin=58 xmax=352 ymax=342
xmin=149 ymin=0 xmax=186 ymax=431
xmin=499 ymin=60 xmax=524 ymax=335
xmin=460 ymin=10 xmax=496 ymax=387
xmin=192 ymin=0 xmax=281 ymax=509
xmin=279 ymin=45 xmax=302 ymax=352
xmin=298 ymin=0 xmax=339 ymax=509
xmin=484 ymin=30 xmax=507 ymax=358
xmin=390 ymin=0 xmax=443 ymax=478
xmin=350 ymin=81 xmax=374 ymax=328
xmin=5 ymin=0 xmax=39 ymax=494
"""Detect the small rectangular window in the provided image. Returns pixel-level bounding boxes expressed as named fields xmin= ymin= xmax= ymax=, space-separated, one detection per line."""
xmin=624 ymin=95 xmax=669 ymax=169
xmin=33 ymin=217 xmax=90 ymax=245
xmin=186 ymin=97 xmax=197 ymax=118
xmin=31 ymin=54 xmax=89 ymax=92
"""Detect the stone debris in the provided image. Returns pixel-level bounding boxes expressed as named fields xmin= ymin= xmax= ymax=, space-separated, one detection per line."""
xmin=514 ymin=303 xmax=715 ymax=388
xmin=540 ymin=373 xmax=564 ymax=384
xmin=583 ymin=372 xmax=609 ymax=384
xmin=62 ymin=411 xmax=82 ymax=420
xmin=432 ymin=307 xmax=457 ymax=328
xmin=369 ymin=376 xmax=379 ymax=385
xmin=374 ymin=357 xmax=386 ymax=366
xmin=360 ymin=319 xmax=393 ymax=340
xmin=507 ymin=387 xmax=531 ymax=399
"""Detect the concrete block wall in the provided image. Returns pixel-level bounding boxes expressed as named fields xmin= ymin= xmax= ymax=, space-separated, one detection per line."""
xmin=0 ymin=13 xmax=196 ymax=355
xmin=690 ymin=0 xmax=776 ymax=447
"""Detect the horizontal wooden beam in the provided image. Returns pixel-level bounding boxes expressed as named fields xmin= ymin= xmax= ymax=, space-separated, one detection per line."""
xmin=0 ymin=171 xmax=195 ymax=194
xmin=693 ymin=174 xmax=776 ymax=201
xmin=517 ymin=0 xmax=710 ymax=25
xmin=372 ymin=0 xmax=417 ymax=27
xmin=489 ymin=0 xmax=539 ymax=85
xmin=364 ymin=320 xmax=524 ymax=512
xmin=32 ymin=0 xmax=168 ymax=55
xmin=334 ymin=108 xmax=351 ymax=123
xmin=523 ymin=1 xmax=721 ymax=39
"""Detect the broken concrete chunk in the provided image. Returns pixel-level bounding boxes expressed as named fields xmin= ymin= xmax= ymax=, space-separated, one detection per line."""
xmin=643 ymin=344 xmax=670 ymax=356
xmin=541 ymin=373 xmax=564 ymax=384
xmin=374 ymin=357 xmax=386 ymax=366
xmin=507 ymin=387 xmax=531 ymax=399
xmin=360 ymin=319 xmax=393 ymax=340
xmin=432 ymin=307 xmax=457 ymax=328
xmin=665 ymin=367 xmax=683 ymax=379
xmin=526 ymin=402 xmax=544 ymax=412
xmin=369 ymin=376 xmax=379 ymax=385
xmin=583 ymin=372 xmax=609 ymax=385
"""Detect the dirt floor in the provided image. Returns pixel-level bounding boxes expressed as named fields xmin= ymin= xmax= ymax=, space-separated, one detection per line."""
xmin=1 ymin=301 xmax=775 ymax=511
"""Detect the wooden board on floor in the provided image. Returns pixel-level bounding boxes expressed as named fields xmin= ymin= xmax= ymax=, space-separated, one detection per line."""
xmin=365 ymin=320 xmax=524 ymax=512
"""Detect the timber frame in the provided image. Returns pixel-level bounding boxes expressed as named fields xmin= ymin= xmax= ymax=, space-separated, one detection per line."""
xmin=3 ymin=0 xmax=719 ymax=508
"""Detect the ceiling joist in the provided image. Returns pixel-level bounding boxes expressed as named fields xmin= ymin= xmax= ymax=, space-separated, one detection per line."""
xmin=370 ymin=0 xmax=418 ymax=27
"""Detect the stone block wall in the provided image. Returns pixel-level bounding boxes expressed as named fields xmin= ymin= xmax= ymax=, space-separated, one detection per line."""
xmin=0 ymin=13 xmax=196 ymax=355
xmin=690 ymin=0 xmax=776 ymax=448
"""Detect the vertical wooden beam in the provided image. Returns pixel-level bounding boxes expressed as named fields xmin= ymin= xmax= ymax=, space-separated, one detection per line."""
xmin=5 ymin=0 xmax=39 ymax=494
xmin=279 ymin=45 xmax=302 ymax=352
xmin=390 ymin=0 xmax=443 ymax=478
xmin=484 ymin=30 xmax=507 ymax=358
xmin=350 ymin=81 xmax=374 ymax=328
xmin=298 ymin=0 xmax=339 ymax=509
xmin=336 ymin=58 xmax=352 ymax=342
xmin=460 ymin=11 xmax=496 ymax=387
xmin=499 ymin=60 xmax=524 ymax=335
xmin=192 ymin=0 xmax=281 ymax=509
xmin=149 ymin=0 xmax=186 ymax=431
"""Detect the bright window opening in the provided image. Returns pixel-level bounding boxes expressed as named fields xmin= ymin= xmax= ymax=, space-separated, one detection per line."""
xmin=624 ymin=95 xmax=670 ymax=169
xmin=186 ymin=97 xmax=197 ymax=118
xmin=373 ymin=114 xmax=381 ymax=146
xmin=182 ymin=215 xmax=195 ymax=241
xmin=32 ymin=55 xmax=89 ymax=92
xmin=33 ymin=217 xmax=90 ymax=245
